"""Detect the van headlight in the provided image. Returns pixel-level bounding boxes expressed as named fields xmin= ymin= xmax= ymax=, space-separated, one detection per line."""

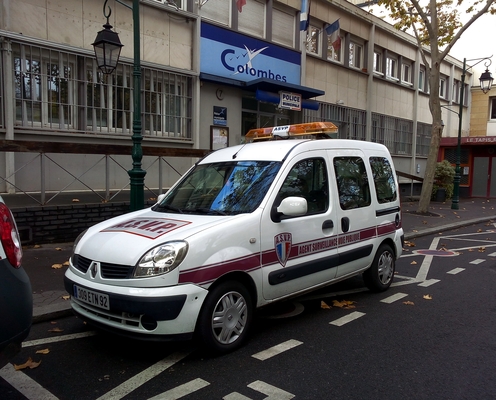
xmin=134 ymin=241 xmax=188 ymax=278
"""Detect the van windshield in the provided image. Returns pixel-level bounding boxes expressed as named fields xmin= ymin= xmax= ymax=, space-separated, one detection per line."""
xmin=153 ymin=161 xmax=281 ymax=215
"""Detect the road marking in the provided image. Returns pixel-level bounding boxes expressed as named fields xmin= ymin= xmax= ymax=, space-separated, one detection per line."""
xmin=247 ymin=380 xmax=295 ymax=399
xmin=22 ymin=331 xmax=97 ymax=347
xmin=418 ymin=279 xmax=440 ymax=287
xmin=96 ymin=351 xmax=193 ymax=400
xmin=0 ymin=364 xmax=59 ymax=400
xmin=330 ymin=311 xmax=365 ymax=326
xmin=470 ymin=259 xmax=486 ymax=264
xmin=224 ymin=392 xmax=252 ymax=400
xmin=381 ymin=292 xmax=408 ymax=304
xmin=447 ymin=267 xmax=465 ymax=274
xmin=148 ymin=378 xmax=209 ymax=400
xmin=488 ymin=252 xmax=496 ymax=257
xmin=252 ymin=339 xmax=303 ymax=361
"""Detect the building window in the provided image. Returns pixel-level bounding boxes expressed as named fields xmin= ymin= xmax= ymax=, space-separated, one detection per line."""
xmin=452 ymin=80 xmax=460 ymax=102
xmin=238 ymin=0 xmax=265 ymax=38
xmin=402 ymin=63 xmax=412 ymax=85
xmin=439 ymin=77 xmax=446 ymax=98
xmin=490 ymin=98 xmax=496 ymax=120
xmin=273 ymin=7 xmax=295 ymax=47
xmin=13 ymin=42 xmax=192 ymax=139
xmin=419 ymin=69 xmax=425 ymax=92
xmin=349 ymin=42 xmax=363 ymax=69
xmin=201 ymin=0 xmax=230 ymax=26
xmin=306 ymin=26 xmax=321 ymax=56
xmin=327 ymin=34 xmax=343 ymax=62
xmin=373 ymin=51 xmax=382 ymax=75
xmin=386 ymin=57 xmax=397 ymax=80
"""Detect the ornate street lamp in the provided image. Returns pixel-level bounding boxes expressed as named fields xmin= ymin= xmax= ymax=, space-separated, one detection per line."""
xmin=92 ymin=0 xmax=145 ymax=211
xmin=450 ymin=56 xmax=493 ymax=210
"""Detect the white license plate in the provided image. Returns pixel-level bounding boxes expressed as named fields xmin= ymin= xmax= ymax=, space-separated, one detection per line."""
xmin=73 ymin=285 xmax=110 ymax=310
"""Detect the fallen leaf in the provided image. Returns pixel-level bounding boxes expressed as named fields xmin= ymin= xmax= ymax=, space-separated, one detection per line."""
xmin=62 ymin=295 xmax=70 ymax=300
xmin=412 ymin=229 xmax=418 ymax=233
xmin=321 ymin=301 xmax=331 ymax=309
xmin=14 ymin=357 xmax=41 ymax=370
xmin=422 ymin=220 xmax=427 ymax=224
xmin=36 ymin=349 xmax=50 ymax=355
xmin=55 ymin=247 xmax=62 ymax=251
xmin=404 ymin=241 xmax=416 ymax=247
xmin=63 ymin=261 xmax=70 ymax=266
xmin=72 ymin=198 xmax=80 ymax=202
xmin=332 ymin=300 xmax=356 ymax=308
xmin=48 ymin=327 xmax=64 ymax=333
xmin=410 ymin=260 xmax=417 ymax=265
xmin=468 ymin=248 xmax=474 ymax=252
xmin=477 ymin=229 xmax=483 ymax=233
xmin=479 ymin=247 xmax=486 ymax=252
xmin=51 ymin=264 xmax=63 ymax=269
xmin=403 ymin=301 xmax=415 ymax=305
xmin=423 ymin=294 xmax=432 ymax=300
xmin=34 ymin=244 xmax=42 ymax=249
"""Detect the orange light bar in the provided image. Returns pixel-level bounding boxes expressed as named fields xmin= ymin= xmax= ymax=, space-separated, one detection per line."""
xmin=245 ymin=122 xmax=338 ymax=141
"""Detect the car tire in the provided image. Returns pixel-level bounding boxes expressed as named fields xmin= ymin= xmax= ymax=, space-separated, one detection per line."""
xmin=363 ymin=243 xmax=395 ymax=292
xmin=197 ymin=281 xmax=253 ymax=354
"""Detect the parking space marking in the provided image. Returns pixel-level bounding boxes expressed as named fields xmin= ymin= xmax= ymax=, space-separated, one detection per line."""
xmin=252 ymin=339 xmax=303 ymax=361
xmin=96 ymin=351 xmax=193 ymax=400
xmin=247 ymin=380 xmax=295 ymax=399
xmin=0 ymin=363 xmax=59 ymax=400
xmin=380 ymin=292 xmax=408 ymax=304
xmin=447 ymin=267 xmax=465 ymax=275
xmin=418 ymin=279 xmax=440 ymax=287
xmin=22 ymin=331 xmax=97 ymax=347
xmin=330 ymin=311 xmax=365 ymax=326
xmin=148 ymin=378 xmax=209 ymax=400
xmin=488 ymin=252 xmax=496 ymax=257
xmin=470 ymin=259 xmax=486 ymax=264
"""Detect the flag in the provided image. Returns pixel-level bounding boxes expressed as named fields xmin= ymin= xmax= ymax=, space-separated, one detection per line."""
xmin=236 ymin=0 xmax=246 ymax=13
xmin=300 ymin=0 xmax=310 ymax=31
xmin=325 ymin=19 xmax=341 ymax=51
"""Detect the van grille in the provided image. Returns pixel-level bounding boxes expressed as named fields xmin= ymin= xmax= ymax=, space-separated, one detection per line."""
xmin=72 ymin=254 xmax=134 ymax=279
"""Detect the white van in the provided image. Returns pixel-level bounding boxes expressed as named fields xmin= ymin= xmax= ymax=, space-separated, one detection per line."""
xmin=64 ymin=122 xmax=404 ymax=353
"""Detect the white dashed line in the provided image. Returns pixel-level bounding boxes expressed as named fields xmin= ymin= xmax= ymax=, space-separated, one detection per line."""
xmin=330 ymin=311 xmax=365 ymax=326
xmin=247 ymin=380 xmax=295 ymax=399
xmin=488 ymin=252 xmax=496 ymax=257
xmin=148 ymin=378 xmax=209 ymax=400
xmin=22 ymin=331 xmax=97 ymax=347
xmin=447 ymin=267 xmax=465 ymax=274
xmin=470 ymin=259 xmax=486 ymax=264
xmin=380 ymin=292 xmax=408 ymax=304
xmin=0 ymin=364 xmax=59 ymax=400
xmin=418 ymin=279 xmax=440 ymax=287
xmin=252 ymin=339 xmax=303 ymax=361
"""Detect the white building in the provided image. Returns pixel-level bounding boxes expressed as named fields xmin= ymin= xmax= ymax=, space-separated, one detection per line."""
xmin=0 ymin=0 xmax=469 ymax=202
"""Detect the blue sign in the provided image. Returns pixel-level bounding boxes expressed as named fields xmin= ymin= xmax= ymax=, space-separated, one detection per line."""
xmin=201 ymin=22 xmax=301 ymax=85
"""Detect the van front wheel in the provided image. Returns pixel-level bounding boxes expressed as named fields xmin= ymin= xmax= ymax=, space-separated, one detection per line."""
xmin=363 ymin=244 xmax=395 ymax=292
xmin=198 ymin=281 xmax=253 ymax=353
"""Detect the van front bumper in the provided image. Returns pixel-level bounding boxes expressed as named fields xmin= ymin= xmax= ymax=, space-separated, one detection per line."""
xmin=64 ymin=269 xmax=208 ymax=339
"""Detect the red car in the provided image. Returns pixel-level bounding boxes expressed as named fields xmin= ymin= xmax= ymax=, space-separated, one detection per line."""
xmin=0 ymin=196 xmax=32 ymax=367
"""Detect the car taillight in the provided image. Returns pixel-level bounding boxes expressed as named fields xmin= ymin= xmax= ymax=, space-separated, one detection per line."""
xmin=0 ymin=203 xmax=22 ymax=268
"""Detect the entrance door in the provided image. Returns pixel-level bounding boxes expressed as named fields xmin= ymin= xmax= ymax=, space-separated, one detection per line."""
xmin=472 ymin=157 xmax=496 ymax=197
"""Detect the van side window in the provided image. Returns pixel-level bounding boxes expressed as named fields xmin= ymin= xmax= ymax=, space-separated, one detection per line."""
xmin=369 ymin=157 xmax=397 ymax=203
xmin=333 ymin=157 xmax=371 ymax=210
xmin=277 ymin=158 xmax=329 ymax=215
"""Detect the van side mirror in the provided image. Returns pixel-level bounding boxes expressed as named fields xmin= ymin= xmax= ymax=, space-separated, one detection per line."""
xmin=271 ymin=197 xmax=308 ymax=222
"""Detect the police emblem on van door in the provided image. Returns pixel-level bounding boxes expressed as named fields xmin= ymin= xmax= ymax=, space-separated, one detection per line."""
xmin=275 ymin=233 xmax=292 ymax=267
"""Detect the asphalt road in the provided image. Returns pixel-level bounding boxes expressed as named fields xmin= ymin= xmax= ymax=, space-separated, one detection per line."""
xmin=2 ymin=222 xmax=496 ymax=399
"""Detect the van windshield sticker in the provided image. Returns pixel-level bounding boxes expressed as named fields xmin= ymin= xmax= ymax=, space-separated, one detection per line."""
xmin=101 ymin=218 xmax=191 ymax=239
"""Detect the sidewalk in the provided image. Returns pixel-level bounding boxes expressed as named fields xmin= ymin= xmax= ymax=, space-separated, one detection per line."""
xmin=22 ymin=197 xmax=496 ymax=324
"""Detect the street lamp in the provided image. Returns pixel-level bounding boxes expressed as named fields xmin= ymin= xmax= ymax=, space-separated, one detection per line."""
xmin=449 ymin=56 xmax=494 ymax=210
xmin=92 ymin=0 xmax=146 ymax=211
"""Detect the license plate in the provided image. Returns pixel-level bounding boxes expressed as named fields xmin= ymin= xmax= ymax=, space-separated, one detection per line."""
xmin=73 ymin=285 xmax=110 ymax=310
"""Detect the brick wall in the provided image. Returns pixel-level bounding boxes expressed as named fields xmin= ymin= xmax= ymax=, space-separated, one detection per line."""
xmin=12 ymin=201 xmax=155 ymax=245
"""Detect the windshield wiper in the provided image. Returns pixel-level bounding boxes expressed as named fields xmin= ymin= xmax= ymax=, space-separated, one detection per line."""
xmin=153 ymin=203 xmax=184 ymax=213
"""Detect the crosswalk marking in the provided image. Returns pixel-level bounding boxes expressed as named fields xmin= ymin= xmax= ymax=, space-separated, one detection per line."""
xmin=447 ymin=267 xmax=465 ymax=274
xmin=247 ymin=380 xmax=295 ymax=399
xmin=148 ymin=378 xmax=209 ymax=400
xmin=470 ymin=259 xmax=486 ymax=264
xmin=223 ymin=392 xmax=252 ymax=400
xmin=330 ymin=311 xmax=365 ymax=326
xmin=418 ymin=279 xmax=440 ymax=287
xmin=252 ymin=339 xmax=303 ymax=361
xmin=380 ymin=292 xmax=408 ymax=304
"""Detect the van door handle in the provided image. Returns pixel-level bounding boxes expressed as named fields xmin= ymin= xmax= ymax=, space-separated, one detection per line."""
xmin=341 ymin=217 xmax=350 ymax=232
xmin=322 ymin=220 xmax=334 ymax=229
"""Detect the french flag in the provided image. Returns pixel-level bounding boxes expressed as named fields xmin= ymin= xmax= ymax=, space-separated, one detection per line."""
xmin=325 ymin=19 xmax=341 ymax=51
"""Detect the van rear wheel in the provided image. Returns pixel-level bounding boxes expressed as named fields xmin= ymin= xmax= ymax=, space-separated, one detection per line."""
xmin=197 ymin=281 xmax=253 ymax=354
xmin=363 ymin=244 xmax=395 ymax=292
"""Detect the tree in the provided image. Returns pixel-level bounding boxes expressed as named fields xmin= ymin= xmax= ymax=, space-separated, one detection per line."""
xmin=378 ymin=0 xmax=496 ymax=213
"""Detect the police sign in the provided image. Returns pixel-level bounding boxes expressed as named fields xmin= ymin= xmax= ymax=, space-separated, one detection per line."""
xmin=279 ymin=92 xmax=302 ymax=111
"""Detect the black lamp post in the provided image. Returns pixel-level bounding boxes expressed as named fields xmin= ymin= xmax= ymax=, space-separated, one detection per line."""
xmin=92 ymin=0 xmax=146 ymax=211
xmin=450 ymin=56 xmax=493 ymax=210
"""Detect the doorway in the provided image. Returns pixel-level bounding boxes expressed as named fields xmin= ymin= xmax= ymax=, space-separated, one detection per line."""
xmin=472 ymin=156 xmax=496 ymax=197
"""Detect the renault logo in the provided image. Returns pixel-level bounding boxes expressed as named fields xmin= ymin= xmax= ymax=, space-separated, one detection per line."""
xmin=89 ymin=262 xmax=99 ymax=279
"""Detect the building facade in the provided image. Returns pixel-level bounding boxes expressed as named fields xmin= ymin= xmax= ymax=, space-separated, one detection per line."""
xmin=0 ymin=0 xmax=470 ymax=202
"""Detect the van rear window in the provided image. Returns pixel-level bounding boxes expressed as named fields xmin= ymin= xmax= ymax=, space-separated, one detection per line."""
xmin=333 ymin=157 xmax=371 ymax=210
xmin=369 ymin=157 xmax=397 ymax=203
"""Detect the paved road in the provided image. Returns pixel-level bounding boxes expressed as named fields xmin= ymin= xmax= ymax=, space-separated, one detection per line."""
xmin=2 ymin=222 xmax=496 ymax=399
